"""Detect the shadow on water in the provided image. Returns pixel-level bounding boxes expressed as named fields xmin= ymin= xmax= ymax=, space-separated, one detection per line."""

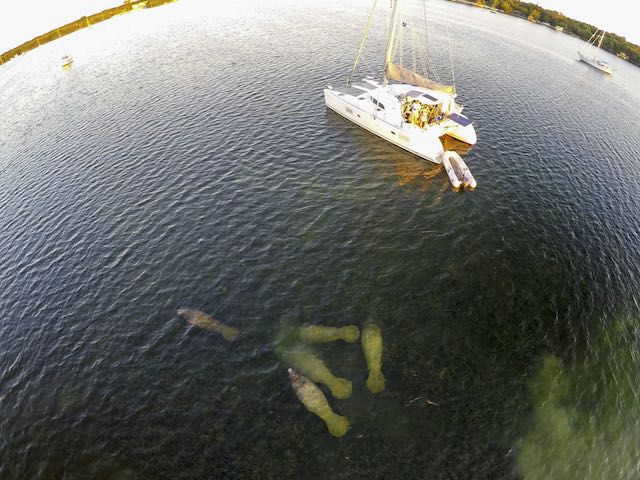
xmin=323 ymin=107 xmax=477 ymax=195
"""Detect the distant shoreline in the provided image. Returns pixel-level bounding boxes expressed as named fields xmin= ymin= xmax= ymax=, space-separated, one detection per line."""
xmin=0 ymin=0 xmax=176 ymax=66
xmin=447 ymin=0 xmax=640 ymax=68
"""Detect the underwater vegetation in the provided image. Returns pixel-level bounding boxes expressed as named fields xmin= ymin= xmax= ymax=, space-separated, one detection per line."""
xmin=516 ymin=314 xmax=640 ymax=479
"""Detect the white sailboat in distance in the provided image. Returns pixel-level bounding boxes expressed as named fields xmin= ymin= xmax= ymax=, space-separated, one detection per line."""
xmin=324 ymin=0 xmax=477 ymax=165
xmin=578 ymin=29 xmax=613 ymax=75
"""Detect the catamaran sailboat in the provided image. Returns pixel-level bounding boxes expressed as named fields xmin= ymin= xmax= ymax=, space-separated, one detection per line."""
xmin=578 ymin=30 xmax=613 ymax=75
xmin=324 ymin=0 xmax=477 ymax=165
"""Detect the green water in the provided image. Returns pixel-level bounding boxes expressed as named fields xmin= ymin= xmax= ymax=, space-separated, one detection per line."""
xmin=517 ymin=314 xmax=640 ymax=479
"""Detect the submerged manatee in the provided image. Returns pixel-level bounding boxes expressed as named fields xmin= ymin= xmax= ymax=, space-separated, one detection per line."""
xmin=362 ymin=322 xmax=385 ymax=393
xmin=281 ymin=348 xmax=352 ymax=399
xmin=288 ymin=368 xmax=350 ymax=438
xmin=298 ymin=325 xmax=360 ymax=344
xmin=177 ymin=308 xmax=239 ymax=341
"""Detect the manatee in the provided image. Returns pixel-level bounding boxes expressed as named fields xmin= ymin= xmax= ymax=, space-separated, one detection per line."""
xmin=362 ymin=322 xmax=385 ymax=393
xmin=298 ymin=325 xmax=360 ymax=344
xmin=177 ymin=308 xmax=239 ymax=341
xmin=281 ymin=348 xmax=352 ymax=399
xmin=288 ymin=368 xmax=350 ymax=437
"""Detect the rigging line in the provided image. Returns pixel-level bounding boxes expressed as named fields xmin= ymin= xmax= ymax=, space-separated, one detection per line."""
xmin=597 ymin=30 xmax=605 ymax=49
xmin=353 ymin=54 xmax=378 ymax=81
xmin=410 ymin=24 xmax=417 ymax=72
xmin=447 ymin=25 xmax=456 ymax=93
xmin=422 ymin=0 xmax=429 ymax=76
xmin=419 ymin=37 xmax=441 ymax=82
xmin=391 ymin=19 xmax=402 ymax=64
xmin=348 ymin=0 xmax=379 ymax=86
xmin=416 ymin=34 xmax=430 ymax=78
xmin=409 ymin=26 xmax=427 ymax=77
xmin=399 ymin=21 xmax=404 ymax=67
xmin=411 ymin=24 xmax=438 ymax=82
xmin=411 ymin=26 xmax=429 ymax=78
xmin=580 ymin=29 xmax=599 ymax=54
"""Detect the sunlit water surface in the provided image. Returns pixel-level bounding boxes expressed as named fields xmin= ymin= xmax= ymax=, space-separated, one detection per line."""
xmin=1 ymin=0 xmax=640 ymax=478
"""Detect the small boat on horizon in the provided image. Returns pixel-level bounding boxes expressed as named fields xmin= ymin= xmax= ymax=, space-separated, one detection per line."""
xmin=61 ymin=54 xmax=73 ymax=68
xmin=578 ymin=30 xmax=613 ymax=75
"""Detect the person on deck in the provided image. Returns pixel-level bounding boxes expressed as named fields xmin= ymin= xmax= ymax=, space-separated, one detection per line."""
xmin=410 ymin=101 xmax=421 ymax=125
xmin=419 ymin=109 xmax=428 ymax=129
xmin=401 ymin=97 xmax=412 ymax=122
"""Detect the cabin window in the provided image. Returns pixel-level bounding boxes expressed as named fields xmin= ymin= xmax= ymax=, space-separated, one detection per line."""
xmin=345 ymin=107 xmax=353 ymax=114
xmin=370 ymin=97 xmax=385 ymax=110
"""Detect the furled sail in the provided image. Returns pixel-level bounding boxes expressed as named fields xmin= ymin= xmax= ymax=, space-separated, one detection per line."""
xmin=385 ymin=62 xmax=455 ymax=94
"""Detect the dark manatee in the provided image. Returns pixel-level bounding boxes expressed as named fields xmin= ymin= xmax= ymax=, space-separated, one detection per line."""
xmin=177 ymin=308 xmax=239 ymax=341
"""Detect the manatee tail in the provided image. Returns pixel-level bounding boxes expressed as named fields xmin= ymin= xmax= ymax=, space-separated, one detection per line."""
xmin=325 ymin=413 xmax=351 ymax=438
xmin=340 ymin=326 xmax=360 ymax=343
xmin=221 ymin=326 xmax=240 ymax=341
xmin=366 ymin=370 xmax=385 ymax=394
xmin=329 ymin=377 xmax=353 ymax=399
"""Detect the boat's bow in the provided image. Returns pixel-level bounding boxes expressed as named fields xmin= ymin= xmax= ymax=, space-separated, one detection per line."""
xmin=444 ymin=112 xmax=477 ymax=145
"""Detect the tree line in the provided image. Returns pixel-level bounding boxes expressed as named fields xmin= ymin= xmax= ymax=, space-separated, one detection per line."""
xmin=0 ymin=0 xmax=176 ymax=65
xmin=463 ymin=0 xmax=640 ymax=67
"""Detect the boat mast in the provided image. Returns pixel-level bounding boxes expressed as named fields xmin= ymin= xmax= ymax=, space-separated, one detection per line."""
xmin=579 ymin=29 xmax=599 ymax=54
xmin=597 ymin=31 xmax=605 ymax=49
xmin=384 ymin=0 xmax=402 ymax=85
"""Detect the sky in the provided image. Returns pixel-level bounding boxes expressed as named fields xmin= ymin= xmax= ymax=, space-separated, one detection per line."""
xmin=0 ymin=0 xmax=639 ymax=54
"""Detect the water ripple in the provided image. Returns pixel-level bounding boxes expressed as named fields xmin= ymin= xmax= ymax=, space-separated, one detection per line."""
xmin=1 ymin=0 xmax=640 ymax=478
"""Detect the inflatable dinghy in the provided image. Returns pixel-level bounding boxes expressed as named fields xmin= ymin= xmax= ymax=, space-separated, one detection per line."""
xmin=442 ymin=153 xmax=462 ymax=189
xmin=442 ymin=151 xmax=477 ymax=190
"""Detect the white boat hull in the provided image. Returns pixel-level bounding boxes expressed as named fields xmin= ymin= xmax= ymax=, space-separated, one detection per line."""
xmin=579 ymin=52 xmax=613 ymax=75
xmin=445 ymin=123 xmax=477 ymax=145
xmin=324 ymin=88 xmax=446 ymax=164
